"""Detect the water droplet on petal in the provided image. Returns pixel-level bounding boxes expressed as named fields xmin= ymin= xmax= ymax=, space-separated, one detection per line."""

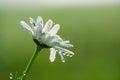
xmin=10 ymin=73 xmax=12 ymax=76
xmin=62 ymin=60 xmax=65 ymax=63
xmin=63 ymin=53 xmax=66 ymax=55
xmin=70 ymin=55 xmax=72 ymax=57
xmin=58 ymin=51 xmax=61 ymax=54
xmin=66 ymin=54 xmax=70 ymax=56
xmin=10 ymin=76 xmax=13 ymax=79
xmin=9 ymin=73 xmax=13 ymax=80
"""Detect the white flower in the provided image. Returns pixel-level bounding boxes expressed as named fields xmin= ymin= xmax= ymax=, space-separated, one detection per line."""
xmin=20 ymin=16 xmax=74 ymax=63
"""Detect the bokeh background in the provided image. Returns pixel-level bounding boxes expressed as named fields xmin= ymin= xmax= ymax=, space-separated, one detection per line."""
xmin=0 ymin=0 xmax=120 ymax=80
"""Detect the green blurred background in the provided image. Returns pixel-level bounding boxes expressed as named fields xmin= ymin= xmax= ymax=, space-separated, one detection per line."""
xmin=0 ymin=1 xmax=120 ymax=80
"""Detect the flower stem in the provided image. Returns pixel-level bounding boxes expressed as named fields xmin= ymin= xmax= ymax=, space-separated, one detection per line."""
xmin=20 ymin=45 xmax=43 ymax=80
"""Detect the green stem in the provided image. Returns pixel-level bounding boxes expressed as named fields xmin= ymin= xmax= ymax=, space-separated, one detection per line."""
xmin=20 ymin=45 xmax=43 ymax=80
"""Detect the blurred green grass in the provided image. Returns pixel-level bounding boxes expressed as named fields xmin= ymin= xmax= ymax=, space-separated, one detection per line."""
xmin=0 ymin=7 xmax=120 ymax=80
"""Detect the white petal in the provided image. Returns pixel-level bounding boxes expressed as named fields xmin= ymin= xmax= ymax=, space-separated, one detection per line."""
xmin=36 ymin=16 xmax=43 ymax=30
xmin=60 ymin=42 xmax=74 ymax=47
xmin=42 ymin=19 xmax=53 ymax=32
xmin=29 ymin=17 xmax=36 ymax=28
xmin=53 ymin=35 xmax=73 ymax=47
xmin=20 ymin=21 xmax=34 ymax=35
xmin=49 ymin=24 xmax=60 ymax=36
xmin=49 ymin=48 xmax=57 ymax=62
xmin=55 ymin=35 xmax=63 ymax=42
xmin=64 ymin=40 xmax=70 ymax=43
xmin=55 ymin=46 xmax=74 ymax=56
xmin=58 ymin=52 xmax=65 ymax=63
xmin=37 ymin=16 xmax=43 ymax=24
xmin=44 ymin=35 xmax=55 ymax=46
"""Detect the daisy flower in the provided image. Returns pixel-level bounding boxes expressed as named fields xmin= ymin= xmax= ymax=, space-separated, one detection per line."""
xmin=20 ymin=16 xmax=74 ymax=62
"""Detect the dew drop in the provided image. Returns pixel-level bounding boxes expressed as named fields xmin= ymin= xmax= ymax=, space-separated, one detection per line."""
xmin=63 ymin=53 xmax=66 ymax=55
xmin=62 ymin=60 xmax=65 ymax=63
xmin=9 ymin=76 xmax=13 ymax=79
xmin=58 ymin=51 xmax=61 ymax=54
xmin=10 ymin=73 xmax=12 ymax=76
xmin=69 ymin=55 xmax=72 ymax=57
xmin=66 ymin=54 xmax=69 ymax=56
xmin=9 ymin=73 xmax=13 ymax=80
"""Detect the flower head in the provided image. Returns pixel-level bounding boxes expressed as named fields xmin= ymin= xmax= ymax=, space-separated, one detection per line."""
xmin=20 ymin=16 xmax=74 ymax=62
